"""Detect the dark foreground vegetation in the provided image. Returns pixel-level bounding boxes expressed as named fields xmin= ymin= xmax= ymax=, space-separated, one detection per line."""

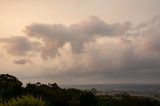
xmin=0 ymin=74 xmax=159 ymax=106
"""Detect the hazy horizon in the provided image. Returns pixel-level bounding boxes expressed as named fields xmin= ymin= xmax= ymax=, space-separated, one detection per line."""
xmin=0 ymin=0 xmax=160 ymax=85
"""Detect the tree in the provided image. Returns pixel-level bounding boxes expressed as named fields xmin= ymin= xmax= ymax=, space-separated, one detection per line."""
xmin=80 ymin=91 xmax=97 ymax=106
xmin=0 ymin=74 xmax=23 ymax=99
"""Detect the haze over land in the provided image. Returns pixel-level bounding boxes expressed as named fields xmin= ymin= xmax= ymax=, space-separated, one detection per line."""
xmin=0 ymin=0 xmax=160 ymax=84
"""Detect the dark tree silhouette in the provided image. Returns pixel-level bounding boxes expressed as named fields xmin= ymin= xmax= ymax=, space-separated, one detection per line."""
xmin=0 ymin=74 xmax=23 ymax=99
xmin=0 ymin=74 xmax=160 ymax=106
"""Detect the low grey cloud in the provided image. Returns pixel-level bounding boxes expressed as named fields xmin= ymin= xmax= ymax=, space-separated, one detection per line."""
xmin=0 ymin=36 xmax=32 ymax=56
xmin=0 ymin=16 xmax=160 ymax=84
xmin=14 ymin=59 xmax=28 ymax=65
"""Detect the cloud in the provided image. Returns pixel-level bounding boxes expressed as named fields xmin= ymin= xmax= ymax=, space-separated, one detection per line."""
xmin=0 ymin=53 xmax=4 ymax=58
xmin=0 ymin=16 xmax=160 ymax=84
xmin=14 ymin=59 xmax=28 ymax=65
xmin=24 ymin=16 xmax=131 ymax=59
xmin=0 ymin=36 xmax=32 ymax=56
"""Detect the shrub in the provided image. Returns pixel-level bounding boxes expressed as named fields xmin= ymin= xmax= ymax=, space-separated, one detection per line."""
xmin=5 ymin=95 xmax=45 ymax=106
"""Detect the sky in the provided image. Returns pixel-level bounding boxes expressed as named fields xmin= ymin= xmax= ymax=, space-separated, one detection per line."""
xmin=0 ymin=0 xmax=160 ymax=84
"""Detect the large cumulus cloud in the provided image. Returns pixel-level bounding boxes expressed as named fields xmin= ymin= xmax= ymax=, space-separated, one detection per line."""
xmin=0 ymin=16 xmax=160 ymax=84
xmin=24 ymin=16 xmax=131 ymax=59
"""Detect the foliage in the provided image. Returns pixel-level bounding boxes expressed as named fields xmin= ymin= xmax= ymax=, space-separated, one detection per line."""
xmin=80 ymin=91 xmax=97 ymax=106
xmin=96 ymin=94 xmax=160 ymax=106
xmin=0 ymin=74 xmax=160 ymax=106
xmin=0 ymin=74 xmax=23 ymax=100
xmin=1 ymin=95 xmax=45 ymax=106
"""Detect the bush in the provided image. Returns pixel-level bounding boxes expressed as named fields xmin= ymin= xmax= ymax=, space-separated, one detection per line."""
xmin=4 ymin=95 xmax=45 ymax=106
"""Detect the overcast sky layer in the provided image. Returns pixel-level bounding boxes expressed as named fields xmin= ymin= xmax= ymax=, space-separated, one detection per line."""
xmin=0 ymin=0 xmax=160 ymax=84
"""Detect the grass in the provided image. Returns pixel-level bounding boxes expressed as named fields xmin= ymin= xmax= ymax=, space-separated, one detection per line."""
xmin=0 ymin=95 xmax=45 ymax=106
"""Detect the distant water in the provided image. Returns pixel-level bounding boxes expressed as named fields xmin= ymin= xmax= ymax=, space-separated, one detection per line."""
xmin=60 ymin=84 xmax=160 ymax=94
